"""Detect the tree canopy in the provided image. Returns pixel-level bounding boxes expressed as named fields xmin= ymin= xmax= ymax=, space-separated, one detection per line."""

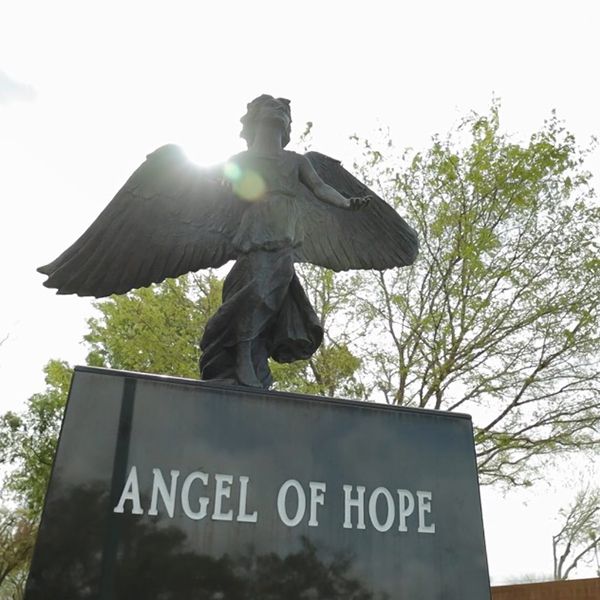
xmin=348 ymin=106 xmax=600 ymax=484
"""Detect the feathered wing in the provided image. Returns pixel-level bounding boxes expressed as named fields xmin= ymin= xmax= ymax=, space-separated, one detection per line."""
xmin=296 ymin=152 xmax=419 ymax=271
xmin=38 ymin=145 xmax=241 ymax=297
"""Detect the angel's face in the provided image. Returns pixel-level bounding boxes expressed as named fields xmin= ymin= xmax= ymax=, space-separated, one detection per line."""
xmin=257 ymin=98 xmax=291 ymax=131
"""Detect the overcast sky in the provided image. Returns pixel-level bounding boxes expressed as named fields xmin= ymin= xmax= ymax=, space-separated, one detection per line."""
xmin=1 ymin=0 xmax=599 ymax=584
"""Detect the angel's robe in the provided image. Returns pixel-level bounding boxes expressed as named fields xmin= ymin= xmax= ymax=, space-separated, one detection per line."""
xmin=200 ymin=247 xmax=323 ymax=388
xmin=200 ymin=151 xmax=323 ymax=388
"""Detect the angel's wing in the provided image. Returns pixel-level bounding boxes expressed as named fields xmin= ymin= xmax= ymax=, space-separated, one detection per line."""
xmin=295 ymin=152 xmax=419 ymax=271
xmin=38 ymin=145 xmax=241 ymax=297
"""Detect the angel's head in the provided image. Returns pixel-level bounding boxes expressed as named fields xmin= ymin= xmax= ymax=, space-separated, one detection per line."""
xmin=240 ymin=95 xmax=292 ymax=148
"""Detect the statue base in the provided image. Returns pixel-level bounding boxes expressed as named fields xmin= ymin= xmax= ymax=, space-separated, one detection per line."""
xmin=25 ymin=366 xmax=491 ymax=599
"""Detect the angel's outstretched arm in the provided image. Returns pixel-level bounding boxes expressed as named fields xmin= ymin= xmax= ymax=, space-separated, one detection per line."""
xmin=299 ymin=155 xmax=369 ymax=210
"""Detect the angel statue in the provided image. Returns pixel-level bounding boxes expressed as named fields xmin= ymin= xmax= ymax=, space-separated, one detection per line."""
xmin=38 ymin=95 xmax=418 ymax=389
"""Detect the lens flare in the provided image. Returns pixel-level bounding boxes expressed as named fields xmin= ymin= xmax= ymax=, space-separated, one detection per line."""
xmin=223 ymin=161 xmax=242 ymax=182
xmin=223 ymin=163 xmax=266 ymax=201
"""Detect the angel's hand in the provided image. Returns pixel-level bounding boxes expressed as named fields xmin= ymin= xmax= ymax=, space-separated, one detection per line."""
xmin=347 ymin=195 xmax=371 ymax=211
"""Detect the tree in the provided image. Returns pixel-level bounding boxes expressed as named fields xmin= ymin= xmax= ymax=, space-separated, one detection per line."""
xmin=347 ymin=105 xmax=600 ymax=485
xmin=0 ymin=360 xmax=72 ymax=515
xmin=552 ymin=486 xmax=600 ymax=579
xmin=0 ymin=508 xmax=34 ymax=599
xmin=85 ymin=272 xmax=222 ymax=378
xmin=0 ymin=358 xmax=67 ymax=599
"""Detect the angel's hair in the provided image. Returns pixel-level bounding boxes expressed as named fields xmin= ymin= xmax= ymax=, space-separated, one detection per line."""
xmin=240 ymin=95 xmax=292 ymax=148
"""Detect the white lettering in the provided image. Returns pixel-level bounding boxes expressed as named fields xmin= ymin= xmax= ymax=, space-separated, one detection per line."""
xmin=368 ymin=487 xmax=395 ymax=532
xmin=148 ymin=469 xmax=180 ymax=518
xmin=397 ymin=489 xmax=415 ymax=532
xmin=308 ymin=482 xmax=326 ymax=527
xmin=111 ymin=466 xmax=435 ymax=535
xmin=417 ymin=490 xmax=435 ymax=533
xmin=237 ymin=476 xmax=258 ymax=523
xmin=181 ymin=471 xmax=209 ymax=520
xmin=277 ymin=479 xmax=306 ymax=527
xmin=343 ymin=485 xmax=366 ymax=529
xmin=113 ymin=466 xmax=144 ymax=515
xmin=212 ymin=474 xmax=234 ymax=521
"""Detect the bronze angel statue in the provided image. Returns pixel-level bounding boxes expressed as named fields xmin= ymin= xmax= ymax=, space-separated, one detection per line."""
xmin=38 ymin=95 xmax=418 ymax=389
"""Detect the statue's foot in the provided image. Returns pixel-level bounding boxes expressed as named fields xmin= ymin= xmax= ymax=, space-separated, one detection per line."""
xmin=234 ymin=370 xmax=264 ymax=388
xmin=201 ymin=377 xmax=239 ymax=387
xmin=235 ymin=341 xmax=264 ymax=388
xmin=201 ymin=376 xmax=268 ymax=389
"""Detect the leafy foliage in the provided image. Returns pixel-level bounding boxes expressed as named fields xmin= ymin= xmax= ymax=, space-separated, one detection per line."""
xmin=0 ymin=360 xmax=71 ymax=514
xmin=85 ymin=273 xmax=222 ymax=377
xmin=0 ymin=508 xmax=34 ymax=597
xmin=348 ymin=105 xmax=600 ymax=484
xmin=0 ymin=361 xmax=69 ymax=598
